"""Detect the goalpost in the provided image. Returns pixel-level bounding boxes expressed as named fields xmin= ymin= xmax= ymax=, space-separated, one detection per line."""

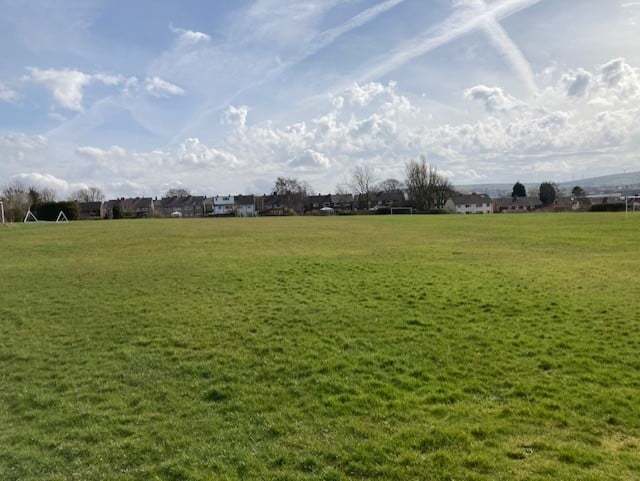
xmin=0 ymin=204 xmax=69 ymax=225
xmin=390 ymin=207 xmax=414 ymax=216
xmin=22 ymin=209 xmax=70 ymax=224
xmin=626 ymin=196 xmax=640 ymax=215
xmin=24 ymin=209 xmax=38 ymax=223
xmin=56 ymin=211 xmax=69 ymax=223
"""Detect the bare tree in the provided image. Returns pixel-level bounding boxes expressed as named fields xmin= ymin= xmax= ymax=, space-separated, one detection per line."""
xmin=39 ymin=188 xmax=57 ymax=203
xmin=71 ymin=187 xmax=105 ymax=203
xmin=28 ymin=187 xmax=41 ymax=206
xmin=405 ymin=157 xmax=453 ymax=211
xmin=165 ymin=188 xmax=191 ymax=198
xmin=19 ymin=186 xmax=57 ymax=207
xmin=1 ymin=182 xmax=30 ymax=222
xmin=350 ymin=165 xmax=377 ymax=210
xmin=334 ymin=182 xmax=352 ymax=196
xmin=378 ymin=178 xmax=404 ymax=192
xmin=273 ymin=177 xmax=312 ymax=213
xmin=273 ymin=177 xmax=312 ymax=197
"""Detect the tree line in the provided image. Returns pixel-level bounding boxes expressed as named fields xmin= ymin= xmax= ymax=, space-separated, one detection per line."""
xmin=0 ymin=182 xmax=105 ymax=222
xmin=2 ymin=157 xmax=589 ymax=222
xmin=511 ymin=181 xmax=586 ymax=206
xmin=264 ymin=157 xmax=454 ymax=212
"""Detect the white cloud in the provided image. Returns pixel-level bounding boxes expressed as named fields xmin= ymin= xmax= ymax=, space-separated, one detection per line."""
xmin=144 ymin=76 xmax=186 ymax=98
xmin=162 ymin=0 xmax=408 ymax=142
xmin=597 ymin=58 xmax=640 ymax=100
xmin=5 ymin=59 xmax=640 ymax=193
xmin=26 ymin=68 xmax=186 ymax=110
xmin=221 ymin=105 xmax=249 ymax=129
xmin=93 ymin=73 xmax=126 ymax=86
xmin=90 ymin=65 xmax=640 ymax=182
xmin=557 ymin=58 xmax=640 ymax=105
xmin=0 ymin=133 xmax=47 ymax=150
xmin=337 ymin=82 xmax=389 ymax=107
xmin=177 ymin=138 xmax=239 ymax=168
xmin=11 ymin=172 xmax=87 ymax=197
xmin=76 ymin=137 xmax=238 ymax=175
xmin=0 ymin=81 xmax=19 ymax=102
xmin=562 ymin=68 xmax=593 ymax=97
xmin=27 ymin=68 xmax=127 ymax=111
xmin=76 ymin=145 xmax=129 ymax=169
xmin=464 ymin=85 xmax=522 ymax=111
xmin=289 ymin=149 xmax=332 ymax=170
xmin=170 ymin=25 xmax=211 ymax=45
xmin=0 ymin=133 xmax=48 ymax=165
xmin=28 ymin=68 xmax=93 ymax=111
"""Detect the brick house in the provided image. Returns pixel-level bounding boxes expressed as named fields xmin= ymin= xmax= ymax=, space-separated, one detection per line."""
xmin=77 ymin=201 xmax=105 ymax=220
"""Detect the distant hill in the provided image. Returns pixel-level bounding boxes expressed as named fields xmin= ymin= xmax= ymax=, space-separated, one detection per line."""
xmin=457 ymin=171 xmax=640 ymax=196
xmin=557 ymin=171 xmax=640 ymax=189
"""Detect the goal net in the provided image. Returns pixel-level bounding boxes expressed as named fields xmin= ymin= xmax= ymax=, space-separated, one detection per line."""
xmin=390 ymin=207 xmax=414 ymax=215
xmin=21 ymin=209 xmax=71 ymax=224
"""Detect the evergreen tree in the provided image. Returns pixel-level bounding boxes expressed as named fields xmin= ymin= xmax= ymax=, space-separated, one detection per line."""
xmin=512 ymin=182 xmax=527 ymax=198
xmin=539 ymin=182 xmax=558 ymax=206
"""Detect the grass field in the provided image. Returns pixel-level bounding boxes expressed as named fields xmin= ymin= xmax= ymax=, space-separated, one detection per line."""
xmin=1 ymin=214 xmax=639 ymax=481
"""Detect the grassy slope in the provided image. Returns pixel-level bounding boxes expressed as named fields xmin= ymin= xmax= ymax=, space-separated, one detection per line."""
xmin=1 ymin=214 xmax=639 ymax=481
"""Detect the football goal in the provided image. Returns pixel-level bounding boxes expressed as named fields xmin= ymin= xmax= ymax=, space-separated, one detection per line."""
xmin=22 ymin=209 xmax=71 ymax=224
xmin=24 ymin=210 xmax=38 ymax=223
xmin=390 ymin=207 xmax=414 ymax=215
xmin=626 ymin=196 xmax=640 ymax=214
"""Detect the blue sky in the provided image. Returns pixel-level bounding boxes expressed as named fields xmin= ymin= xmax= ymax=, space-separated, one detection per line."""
xmin=1 ymin=0 xmax=639 ymax=197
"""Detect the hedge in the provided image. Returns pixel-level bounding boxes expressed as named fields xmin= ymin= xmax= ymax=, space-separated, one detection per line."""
xmin=33 ymin=201 xmax=79 ymax=221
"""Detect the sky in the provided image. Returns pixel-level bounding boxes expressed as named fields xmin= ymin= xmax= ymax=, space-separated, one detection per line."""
xmin=1 ymin=0 xmax=639 ymax=198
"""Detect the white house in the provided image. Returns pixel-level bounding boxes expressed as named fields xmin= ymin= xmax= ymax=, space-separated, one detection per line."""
xmin=235 ymin=195 xmax=257 ymax=217
xmin=445 ymin=194 xmax=493 ymax=214
xmin=213 ymin=195 xmax=235 ymax=216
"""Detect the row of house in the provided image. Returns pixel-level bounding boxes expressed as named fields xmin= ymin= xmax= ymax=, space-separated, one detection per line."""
xmin=437 ymin=193 xmax=631 ymax=214
xmin=78 ymin=192 xmax=410 ymax=220
xmin=79 ymin=195 xmax=258 ymax=220
xmin=77 ymin=191 xmax=635 ymax=220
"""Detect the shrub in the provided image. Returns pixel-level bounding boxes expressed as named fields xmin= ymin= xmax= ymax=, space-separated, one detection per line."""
xmin=33 ymin=201 xmax=79 ymax=221
xmin=590 ymin=203 xmax=625 ymax=212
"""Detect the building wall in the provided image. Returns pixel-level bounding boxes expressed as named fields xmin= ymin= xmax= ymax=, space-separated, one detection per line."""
xmin=214 ymin=196 xmax=235 ymax=216
xmin=236 ymin=205 xmax=256 ymax=217
xmin=456 ymin=203 xmax=493 ymax=214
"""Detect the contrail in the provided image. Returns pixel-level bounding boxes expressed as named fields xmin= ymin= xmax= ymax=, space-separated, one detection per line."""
xmin=172 ymin=0 xmax=407 ymax=144
xmin=359 ymin=0 xmax=543 ymax=86
xmin=476 ymin=0 xmax=537 ymax=94
xmin=302 ymin=0 xmax=407 ymax=61
xmin=254 ymin=0 xmax=407 ymax=88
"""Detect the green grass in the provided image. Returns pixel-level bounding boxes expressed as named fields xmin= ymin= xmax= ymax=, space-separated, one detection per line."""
xmin=1 ymin=214 xmax=639 ymax=481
